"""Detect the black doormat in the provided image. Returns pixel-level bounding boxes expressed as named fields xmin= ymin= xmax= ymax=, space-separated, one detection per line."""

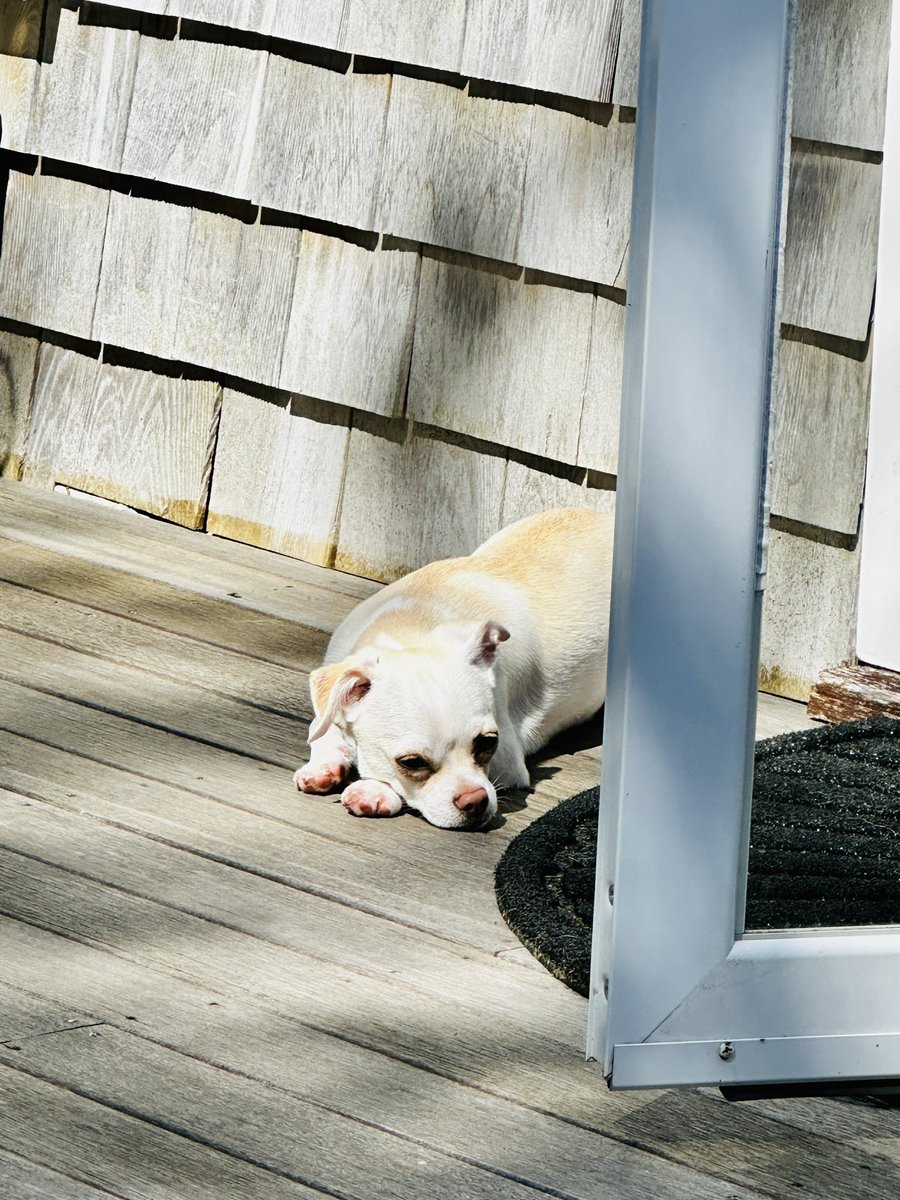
xmin=495 ymin=716 xmax=900 ymax=998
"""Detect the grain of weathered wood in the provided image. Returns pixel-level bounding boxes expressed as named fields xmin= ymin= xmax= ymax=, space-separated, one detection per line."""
xmin=499 ymin=462 xmax=614 ymax=527
xmin=173 ymin=209 xmax=299 ymax=386
xmin=21 ymin=345 xmax=220 ymax=529
xmin=266 ymin=0 xmax=344 ymax=44
xmin=93 ymin=191 xmax=191 ymax=358
xmin=0 ymin=51 xmax=37 ymax=151
xmin=334 ymin=416 xmax=507 ymax=581
xmin=26 ymin=7 xmax=138 ymax=171
xmin=121 ymin=32 xmax=266 ymax=197
xmin=807 ymin=662 xmax=900 ymax=723
xmin=459 ymin=0 xmax=622 ymax=102
xmin=0 ymin=172 xmax=109 ymax=340
xmin=518 ymin=106 xmax=633 ymax=286
xmin=0 ymin=1063 xmax=324 ymax=1200
xmin=378 ymin=74 xmax=532 ymax=263
xmin=782 ymin=147 xmax=882 ymax=342
xmin=208 ymin=388 xmax=350 ymax=566
xmin=759 ymin=529 xmax=860 ymax=701
xmin=339 ymin=0 xmax=466 ymax=71
xmin=408 ymin=256 xmax=592 ymax=463
xmin=577 ymin=294 xmax=626 ymax=473
xmin=611 ymin=0 xmax=642 ymax=107
xmin=0 ymin=1147 xmax=122 ymax=1200
xmin=279 ymin=234 xmax=419 ymax=416
xmin=0 ymin=0 xmax=44 ymax=59
xmin=248 ymin=57 xmax=389 ymax=230
xmin=769 ymin=337 xmax=870 ymax=534
xmin=792 ymin=0 xmax=891 ymax=151
xmin=0 ymin=481 xmax=377 ymax=623
xmin=0 ymin=329 xmax=38 ymax=480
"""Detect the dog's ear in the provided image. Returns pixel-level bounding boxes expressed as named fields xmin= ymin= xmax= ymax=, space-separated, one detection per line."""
xmin=441 ymin=619 xmax=510 ymax=666
xmin=308 ymin=659 xmax=373 ymax=741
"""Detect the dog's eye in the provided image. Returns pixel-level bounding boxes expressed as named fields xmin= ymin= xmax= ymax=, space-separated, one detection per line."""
xmin=395 ymin=754 xmax=433 ymax=778
xmin=473 ymin=732 xmax=499 ymax=764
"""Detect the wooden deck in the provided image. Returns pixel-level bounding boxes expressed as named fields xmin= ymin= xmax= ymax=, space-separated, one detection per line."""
xmin=0 ymin=479 xmax=898 ymax=1200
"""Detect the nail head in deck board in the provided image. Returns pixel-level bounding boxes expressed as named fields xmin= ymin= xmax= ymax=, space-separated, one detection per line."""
xmin=0 ymin=328 xmax=39 ymax=481
xmin=121 ymin=32 xmax=265 ymax=197
xmin=518 ymin=105 xmax=633 ymax=287
xmin=208 ymin=387 xmax=350 ymax=566
xmin=173 ymin=208 xmax=299 ymax=386
xmin=93 ymin=191 xmax=191 ymax=360
xmin=577 ymin=293 xmax=626 ymax=473
xmin=792 ymin=0 xmax=891 ymax=151
xmin=279 ymin=233 xmax=418 ymax=417
xmin=248 ymin=56 xmax=389 ymax=229
xmin=22 ymin=344 xmax=220 ymax=529
xmin=0 ymin=173 xmax=109 ymax=340
xmin=759 ymin=529 xmax=860 ymax=702
xmin=769 ymin=336 xmax=870 ymax=534
xmin=335 ymin=418 xmax=506 ymax=582
xmin=459 ymin=0 xmax=621 ymax=102
xmin=26 ymin=7 xmax=138 ymax=171
xmin=339 ymin=0 xmax=466 ymax=72
xmin=408 ymin=256 xmax=592 ymax=463
xmin=378 ymin=74 xmax=532 ymax=264
xmin=782 ymin=147 xmax=882 ymax=342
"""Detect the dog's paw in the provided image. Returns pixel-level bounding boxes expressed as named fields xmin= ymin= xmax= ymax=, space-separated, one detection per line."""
xmin=293 ymin=756 xmax=351 ymax=794
xmin=341 ymin=779 xmax=403 ymax=818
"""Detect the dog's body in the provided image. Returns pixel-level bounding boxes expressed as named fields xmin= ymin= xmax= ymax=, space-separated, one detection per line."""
xmin=294 ymin=508 xmax=614 ymax=829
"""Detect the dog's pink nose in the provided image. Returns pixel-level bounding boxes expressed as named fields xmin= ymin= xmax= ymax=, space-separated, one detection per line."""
xmin=453 ymin=787 xmax=489 ymax=820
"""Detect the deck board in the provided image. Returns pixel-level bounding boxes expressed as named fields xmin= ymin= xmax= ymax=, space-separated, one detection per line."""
xmin=1 ymin=479 xmax=897 ymax=1199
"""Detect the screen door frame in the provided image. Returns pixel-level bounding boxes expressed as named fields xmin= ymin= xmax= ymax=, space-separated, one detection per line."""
xmin=586 ymin=0 xmax=900 ymax=1091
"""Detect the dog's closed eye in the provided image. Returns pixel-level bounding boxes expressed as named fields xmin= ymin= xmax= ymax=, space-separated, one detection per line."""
xmin=395 ymin=753 xmax=434 ymax=780
xmin=473 ymin=732 xmax=499 ymax=765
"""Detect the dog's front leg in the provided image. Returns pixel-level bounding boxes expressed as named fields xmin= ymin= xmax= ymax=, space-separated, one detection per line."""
xmin=294 ymin=724 xmax=355 ymax=794
xmin=341 ymin=778 xmax=404 ymax=817
xmin=492 ymin=722 xmax=531 ymax=792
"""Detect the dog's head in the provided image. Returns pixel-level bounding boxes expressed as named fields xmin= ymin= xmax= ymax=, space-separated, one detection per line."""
xmin=308 ymin=620 xmax=509 ymax=829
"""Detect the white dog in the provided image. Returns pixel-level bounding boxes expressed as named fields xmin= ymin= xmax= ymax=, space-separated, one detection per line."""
xmin=294 ymin=508 xmax=614 ymax=830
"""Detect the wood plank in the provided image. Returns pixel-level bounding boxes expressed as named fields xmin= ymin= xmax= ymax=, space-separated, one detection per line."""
xmin=279 ymin=233 xmax=419 ymax=416
xmin=0 ymin=0 xmax=44 ymax=59
xmin=0 ymin=481 xmax=378 ymax=623
xmin=21 ymin=344 xmax=221 ymax=530
xmin=0 ymin=1062 xmax=324 ymax=1200
xmin=577 ymin=294 xmax=626 ymax=473
xmin=518 ymin=106 xmax=633 ymax=286
xmin=0 ymin=841 xmax=894 ymax=1200
xmin=0 ymin=624 xmax=304 ymax=766
xmin=808 ymin=662 xmax=900 ymax=723
xmin=208 ymin=388 xmax=349 ymax=566
xmin=782 ymin=147 xmax=882 ymax=341
xmin=459 ymin=0 xmax=621 ymax=102
xmin=0 ymin=924 xmax=775 ymax=1200
xmin=499 ymin=461 xmax=614 ymax=527
xmin=377 ymin=74 xmax=532 ymax=263
xmin=121 ymin=31 xmax=266 ymax=197
xmin=792 ymin=0 xmax=891 ymax=151
xmin=754 ymin=690 xmax=818 ymax=739
xmin=93 ymin=191 xmax=191 ymax=359
xmin=334 ymin=415 xmax=507 ymax=582
xmin=26 ymin=6 xmax=138 ymax=171
xmin=173 ymin=209 xmax=299 ymax=386
xmin=769 ymin=337 xmax=870 ymax=534
xmin=408 ymin=256 xmax=592 ymax=463
xmin=759 ymin=529 xmax=860 ymax=702
xmin=248 ymin=57 xmax=389 ymax=230
xmin=0 ymin=329 xmax=39 ymax=481
xmin=0 ymin=172 xmax=109 ymax=340
xmin=0 ymin=1147 xmax=139 ymax=1200
xmin=611 ymin=0 xmax=642 ymax=107
xmin=0 ymin=49 xmax=37 ymax=152
xmin=266 ymin=0 xmax=344 ymax=45
xmin=0 ymin=575 xmax=313 ymax=719
xmin=339 ymin=0 xmax=466 ymax=72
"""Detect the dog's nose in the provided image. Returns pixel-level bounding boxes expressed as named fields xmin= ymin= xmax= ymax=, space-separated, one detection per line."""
xmin=453 ymin=787 xmax=489 ymax=820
